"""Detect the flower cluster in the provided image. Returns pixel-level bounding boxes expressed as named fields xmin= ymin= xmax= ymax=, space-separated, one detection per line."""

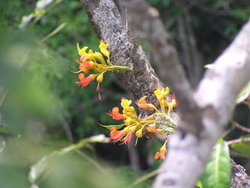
xmin=73 ymin=40 xmax=131 ymax=100
xmin=73 ymin=41 xmax=177 ymax=160
xmin=101 ymin=86 xmax=177 ymax=160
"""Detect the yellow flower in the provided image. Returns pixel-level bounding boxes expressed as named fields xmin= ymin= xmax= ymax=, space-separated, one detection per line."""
xmin=154 ymin=86 xmax=170 ymax=112
xmin=77 ymin=43 xmax=88 ymax=56
xmin=77 ymin=43 xmax=106 ymax=64
xmin=121 ymin=98 xmax=132 ymax=108
xmin=101 ymin=87 xmax=176 ymax=159
xmin=96 ymin=72 xmax=105 ymax=83
xmin=74 ymin=41 xmax=131 ymax=101
xmin=154 ymin=86 xmax=170 ymax=100
xmin=136 ymin=96 xmax=158 ymax=110
xmin=135 ymin=128 xmax=143 ymax=138
xmin=121 ymin=98 xmax=137 ymax=119
xmin=99 ymin=40 xmax=110 ymax=63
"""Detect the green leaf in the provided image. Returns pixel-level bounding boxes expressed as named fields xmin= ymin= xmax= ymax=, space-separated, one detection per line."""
xmin=236 ymin=81 xmax=250 ymax=104
xmin=28 ymin=134 xmax=109 ymax=184
xmin=196 ymin=180 xmax=203 ymax=188
xmin=204 ymin=64 xmax=213 ymax=69
xmin=98 ymin=123 xmax=125 ymax=130
xmin=201 ymin=139 xmax=231 ymax=188
xmin=231 ymin=135 xmax=250 ymax=158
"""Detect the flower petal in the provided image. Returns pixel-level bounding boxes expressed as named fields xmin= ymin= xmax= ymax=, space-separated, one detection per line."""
xmin=110 ymin=127 xmax=123 ymax=141
xmin=75 ymin=73 xmax=96 ymax=87
xmin=108 ymin=107 xmax=124 ymax=120
xmin=121 ymin=131 xmax=133 ymax=144
xmin=99 ymin=40 xmax=110 ymax=61
xmin=77 ymin=43 xmax=88 ymax=56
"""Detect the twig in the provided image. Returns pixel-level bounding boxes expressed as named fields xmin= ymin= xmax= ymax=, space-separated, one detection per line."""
xmin=76 ymin=149 xmax=106 ymax=173
xmin=59 ymin=116 xmax=73 ymax=143
xmin=40 ymin=22 xmax=67 ymax=43
xmin=221 ymin=126 xmax=235 ymax=138
xmin=227 ymin=137 xmax=250 ymax=146
xmin=231 ymin=120 xmax=250 ymax=134
xmin=0 ymin=90 xmax=8 ymax=108
xmin=129 ymin=169 xmax=161 ymax=188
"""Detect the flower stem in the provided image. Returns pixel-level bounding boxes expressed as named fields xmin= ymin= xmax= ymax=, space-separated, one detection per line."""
xmin=111 ymin=65 xmax=132 ymax=71
xmin=147 ymin=120 xmax=176 ymax=128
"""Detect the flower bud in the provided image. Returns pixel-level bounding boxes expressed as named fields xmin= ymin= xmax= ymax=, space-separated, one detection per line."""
xmin=97 ymin=73 xmax=104 ymax=83
xmin=135 ymin=129 xmax=143 ymax=138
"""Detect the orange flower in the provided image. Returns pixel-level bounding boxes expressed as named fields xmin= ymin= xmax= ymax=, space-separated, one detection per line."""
xmin=154 ymin=145 xmax=167 ymax=160
xmin=108 ymin=107 xmax=125 ymax=120
xmin=74 ymin=41 xmax=131 ymax=101
xmin=75 ymin=73 xmax=96 ymax=87
xmin=136 ymin=96 xmax=157 ymax=110
xmin=171 ymin=94 xmax=177 ymax=108
xmin=121 ymin=131 xmax=133 ymax=144
xmin=143 ymin=114 xmax=155 ymax=121
xmin=148 ymin=124 xmax=161 ymax=134
xmin=80 ymin=55 xmax=88 ymax=62
xmin=154 ymin=151 xmax=165 ymax=160
xmin=164 ymin=94 xmax=177 ymax=116
xmin=75 ymin=60 xmax=92 ymax=74
xmin=110 ymin=127 xmax=123 ymax=141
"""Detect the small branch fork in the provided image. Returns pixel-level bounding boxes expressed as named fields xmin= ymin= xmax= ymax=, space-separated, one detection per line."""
xmin=231 ymin=120 xmax=250 ymax=134
xmin=80 ymin=0 xmax=250 ymax=187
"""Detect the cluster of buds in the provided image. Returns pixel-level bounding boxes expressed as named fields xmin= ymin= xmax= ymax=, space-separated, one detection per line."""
xmin=73 ymin=40 xmax=131 ymax=100
xmin=101 ymin=86 xmax=177 ymax=160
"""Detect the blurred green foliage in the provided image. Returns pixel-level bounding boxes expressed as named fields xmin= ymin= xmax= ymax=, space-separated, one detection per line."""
xmin=0 ymin=0 xmax=249 ymax=187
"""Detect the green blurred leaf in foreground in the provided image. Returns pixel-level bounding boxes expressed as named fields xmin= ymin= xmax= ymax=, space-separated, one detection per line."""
xmin=28 ymin=134 xmax=109 ymax=185
xmin=231 ymin=135 xmax=250 ymax=158
xmin=200 ymin=139 xmax=231 ymax=188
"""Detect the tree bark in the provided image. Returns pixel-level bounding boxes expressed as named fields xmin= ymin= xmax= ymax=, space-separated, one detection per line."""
xmin=81 ymin=0 xmax=162 ymax=102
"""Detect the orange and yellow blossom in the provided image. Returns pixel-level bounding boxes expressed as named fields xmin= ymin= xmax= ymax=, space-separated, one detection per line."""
xmin=73 ymin=40 xmax=131 ymax=99
xmin=75 ymin=73 xmax=97 ymax=87
xmin=147 ymin=124 xmax=162 ymax=134
xmin=154 ymin=86 xmax=170 ymax=112
xmin=121 ymin=131 xmax=133 ymax=144
xmin=110 ymin=127 xmax=124 ymax=142
xmin=136 ymin=96 xmax=158 ymax=110
xmin=154 ymin=144 xmax=167 ymax=160
xmin=108 ymin=107 xmax=124 ymax=120
xmin=102 ymin=87 xmax=176 ymax=159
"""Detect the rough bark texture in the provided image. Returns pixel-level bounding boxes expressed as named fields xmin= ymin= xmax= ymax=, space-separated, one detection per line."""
xmin=123 ymin=0 xmax=202 ymax=135
xmin=231 ymin=160 xmax=250 ymax=187
xmin=81 ymin=0 xmax=161 ymax=103
xmin=80 ymin=0 xmax=250 ymax=187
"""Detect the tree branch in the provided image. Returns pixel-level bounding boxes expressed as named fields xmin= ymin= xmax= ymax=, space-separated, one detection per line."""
xmin=123 ymin=0 xmax=202 ymax=135
xmin=81 ymin=0 xmax=162 ymax=103
xmin=153 ymin=18 xmax=250 ymax=188
xmin=80 ymin=0 xmax=250 ymax=187
xmin=121 ymin=0 xmax=250 ymax=187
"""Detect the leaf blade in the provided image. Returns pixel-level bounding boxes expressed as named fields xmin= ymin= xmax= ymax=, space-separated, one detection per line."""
xmin=98 ymin=123 xmax=125 ymax=130
xmin=231 ymin=135 xmax=250 ymax=158
xmin=201 ymin=139 xmax=231 ymax=188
